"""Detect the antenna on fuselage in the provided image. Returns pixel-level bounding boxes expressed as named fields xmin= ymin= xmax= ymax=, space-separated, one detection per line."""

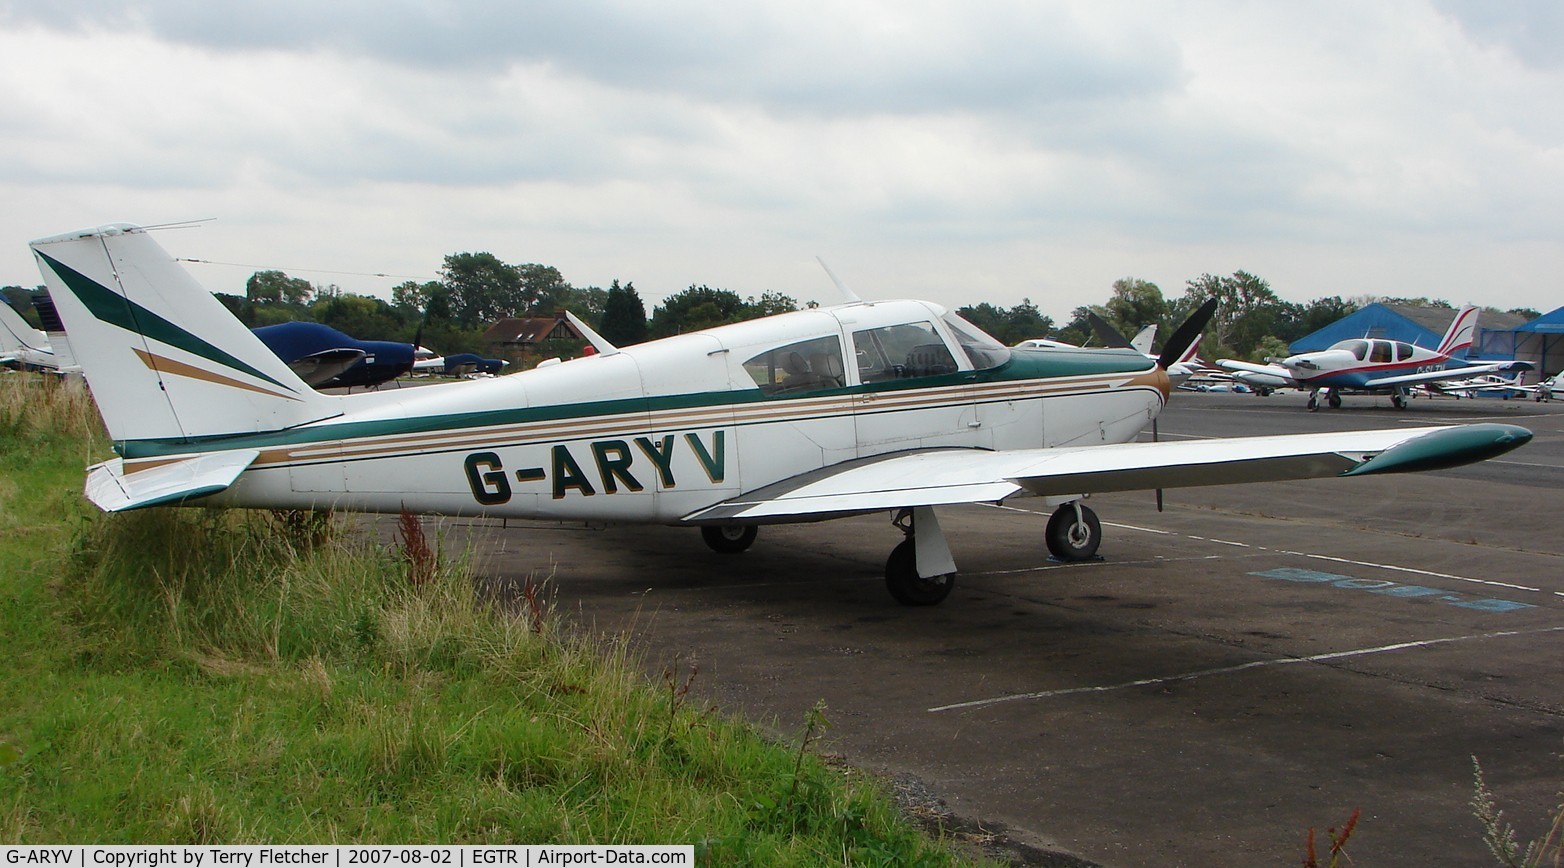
xmin=816 ymin=258 xmax=863 ymax=304
xmin=565 ymin=310 xmax=620 ymax=356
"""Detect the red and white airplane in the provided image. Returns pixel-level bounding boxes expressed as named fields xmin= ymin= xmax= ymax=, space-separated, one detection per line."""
xmin=1215 ymin=306 xmax=1532 ymax=410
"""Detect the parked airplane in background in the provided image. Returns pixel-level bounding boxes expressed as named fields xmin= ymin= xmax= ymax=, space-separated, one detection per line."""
xmin=252 ymin=321 xmax=417 ymax=389
xmin=1512 ymin=372 xmax=1564 ymax=403
xmin=1015 ymin=323 xmax=1157 ymax=354
xmin=0 ymin=297 xmax=60 ymax=372
xmin=1083 ymin=312 xmax=1212 ymax=383
xmin=414 ymin=350 xmax=508 ymax=378
xmin=1215 ymin=306 xmax=1532 ymax=410
xmin=31 ymin=225 xmax=1533 ymax=605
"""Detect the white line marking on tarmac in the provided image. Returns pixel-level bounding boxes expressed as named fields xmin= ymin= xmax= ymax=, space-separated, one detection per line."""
xmin=1103 ymin=521 xmax=1172 ymax=535
xmin=964 ymin=554 xmax=1221 ymax=577
xmin=1487 ymin=458 xmax=1564 ymax=470
xmin=928 ymin=625 xmax=1564 ymax=713
xmin=1291 ymin=553 xmax=1540 ymax=593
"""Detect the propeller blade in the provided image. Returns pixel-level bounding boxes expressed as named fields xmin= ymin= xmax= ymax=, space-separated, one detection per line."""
xmin=1086 ymin=311 xmax=1132 ymax=349
xmin=1157 ymin=298 xmax=1218 ymax=371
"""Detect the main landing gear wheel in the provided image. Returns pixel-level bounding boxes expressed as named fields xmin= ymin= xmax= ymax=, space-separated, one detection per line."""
xmin=884 ymin=538 xmax=956 ymax=606
xmin=1045 ymin=503 xmax=1102 ymax=561
xmin=1328 ymin=390 xmax=1343 ymax=409
xmin=701 ymin=524 xmax=757 ymax=554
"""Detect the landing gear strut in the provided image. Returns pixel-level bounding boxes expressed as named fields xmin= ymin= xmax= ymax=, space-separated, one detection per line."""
xmin=700 ymin=524 xmax=757 ymax=554
xmin=885 ymin=507 xmax=956 ymax=606
xmin=1307 ymin=388 xmax=1343 ymax=411
xmin=1045 ymin=501 xmax=1102 ymax=561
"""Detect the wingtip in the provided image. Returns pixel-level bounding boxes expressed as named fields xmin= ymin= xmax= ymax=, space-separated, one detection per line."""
xmin=1343 ymin=423 xmax=1532 ymax=477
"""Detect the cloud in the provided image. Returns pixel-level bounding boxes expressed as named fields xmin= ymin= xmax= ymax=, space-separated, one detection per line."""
xmin=3 ymin=1 xmax=1185 ymax=115
xmin=0 ymin=1 xmax=1561 ymax=316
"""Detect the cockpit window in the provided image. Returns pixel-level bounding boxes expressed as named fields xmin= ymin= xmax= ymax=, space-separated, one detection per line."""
xmin=743 ymin=335 xmax=846 ymax=396
xmin=1334 ymin=340 xmax=1370 ymax=361
xmin=853 ymin=321 xmax=958 ymax=384
xmin=941 ymin=312 xmax=1011 ymax=370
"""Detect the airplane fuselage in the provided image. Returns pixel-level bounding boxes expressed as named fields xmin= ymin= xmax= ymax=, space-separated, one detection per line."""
xmin=1281 ymin=338 xmax=1451 ymax=391
xmin=113 ymin=301 xmax=1169 ymax=524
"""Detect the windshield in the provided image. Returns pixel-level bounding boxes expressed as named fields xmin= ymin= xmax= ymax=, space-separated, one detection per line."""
xmin=941 ymin=312 xmax=1011 ymax=370
xmin=1331 ymin=339 xmax=1370 ymax=361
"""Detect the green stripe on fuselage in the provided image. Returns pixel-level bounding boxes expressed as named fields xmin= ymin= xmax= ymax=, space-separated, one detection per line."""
xmin=117 ymin=347 xmax=1153 ymax=459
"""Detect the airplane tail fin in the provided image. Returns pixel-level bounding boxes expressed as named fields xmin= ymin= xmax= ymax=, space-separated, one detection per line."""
xmin=0 ymin=298 xmax=47 ymax=353
xmin=1177 ymin=333 xmax=1204 ymax=366
xmin=1129 ymin=324 xmax=1158 ymax=356
xmin=30 ymin=224 xmax=334 ymax=444
xmin=1436 ymin=305 xmax=1481 ymax=358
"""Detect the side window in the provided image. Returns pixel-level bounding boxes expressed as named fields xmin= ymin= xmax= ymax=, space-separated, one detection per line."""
xmin=1395 ymin=342 xmax=1415 ymax=361
xmin=742 ymin=335 xmax=846 ymax=396
xmin=853 ymin=322 xmax=958 ymax=384
xmin=941 ymin=311 xmax=1011 ymax=370
xmin=1370 ymin=342 xmax=1393 ymax=363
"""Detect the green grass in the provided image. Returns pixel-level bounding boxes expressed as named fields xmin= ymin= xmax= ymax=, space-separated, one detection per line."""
xmin=0 ymin=374 xmax=979 ymax=864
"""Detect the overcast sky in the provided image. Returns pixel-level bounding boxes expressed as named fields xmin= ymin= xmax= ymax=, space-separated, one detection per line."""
xmin=1 ymin=1 xmax=1560 ymax=321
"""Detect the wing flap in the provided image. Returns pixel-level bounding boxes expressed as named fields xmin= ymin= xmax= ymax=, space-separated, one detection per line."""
xmin=683 ymin=424 xmax=1532 ymax=523
xmin=85 ymin=449 xmax=259 ymax=512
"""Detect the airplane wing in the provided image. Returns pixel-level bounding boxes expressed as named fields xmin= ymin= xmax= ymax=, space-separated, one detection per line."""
xmin=85 ymin=450 xmax=260 ymax=512
xmin=1214 ymin=359 xmax=1299 ymax=387
xmin=1363 ymin=361 xmax=1533 ymax=389
xmin=683 ymin=424 xmax=1531 ymax=523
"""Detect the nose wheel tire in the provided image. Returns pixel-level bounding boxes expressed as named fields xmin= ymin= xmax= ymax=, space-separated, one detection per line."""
xmin=885 ymin=538 xmax=956 ymax=606
xmin=701 ymin=524 xmax=757 ymax=554
xmin=1045 ymin=503 xmax=1102 ymax=561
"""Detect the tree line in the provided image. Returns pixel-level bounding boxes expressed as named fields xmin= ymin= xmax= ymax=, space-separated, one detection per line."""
xmin=960 ymin=273 xmax=1540 ymax=362
xmin=3 ymin=258 xmax=1543 ymax=364
xmin=215 ymin=253 xmax=803 ymax=357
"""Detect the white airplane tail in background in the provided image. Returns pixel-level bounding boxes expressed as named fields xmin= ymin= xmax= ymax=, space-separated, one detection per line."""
xmin=1436 ymin=305 xmax=1481 ymax=358
xmin=0 ymin=297 xmax=47 ymax=354
xmin=30 ymin=224 xmax=334 ymax=444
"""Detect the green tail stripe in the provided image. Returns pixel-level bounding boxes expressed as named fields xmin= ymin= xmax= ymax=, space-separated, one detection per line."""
xmin=36 ymin=250 xmax=296 ymax=394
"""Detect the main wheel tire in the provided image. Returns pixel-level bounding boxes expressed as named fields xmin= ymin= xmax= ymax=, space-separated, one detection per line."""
xmin=885 ymin=539 xmax=955 ymax=606
xmin=701 ymin=524 xmax=757 ymax=554
xmin=1328 ymin=391 xmax=1342 ymax=409
xmin=1045 ymin=504 xmax=1102 ymax=561
xmin=1392 ymin=394 xmax=1408 ymax=409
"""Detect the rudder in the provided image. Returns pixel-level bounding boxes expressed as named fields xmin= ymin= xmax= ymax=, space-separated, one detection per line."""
xmin=30 ymin=224 xmax=334 ymax=444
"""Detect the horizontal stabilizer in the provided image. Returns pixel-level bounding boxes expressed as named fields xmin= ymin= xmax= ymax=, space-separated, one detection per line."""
xmin=85 ymin=450 xmax=259 ymax=512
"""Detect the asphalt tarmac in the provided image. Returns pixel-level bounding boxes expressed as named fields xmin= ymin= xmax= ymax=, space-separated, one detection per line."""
xmin=460 ymin=389 xmax=1564 ymax=866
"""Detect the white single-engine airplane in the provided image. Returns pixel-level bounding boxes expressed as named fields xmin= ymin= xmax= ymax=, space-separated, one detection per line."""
xmin=32 ymin=225 xmax=1534 ymax=605
xmin=1215 ymin=306 xmax=1532 ymax=410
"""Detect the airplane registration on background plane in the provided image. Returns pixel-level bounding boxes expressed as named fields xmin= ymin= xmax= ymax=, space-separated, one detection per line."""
xmin=30 ymin=225 xmax=1534 ymax=605
xmin=1215 ymin=306 xmax=1533 ymax=410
